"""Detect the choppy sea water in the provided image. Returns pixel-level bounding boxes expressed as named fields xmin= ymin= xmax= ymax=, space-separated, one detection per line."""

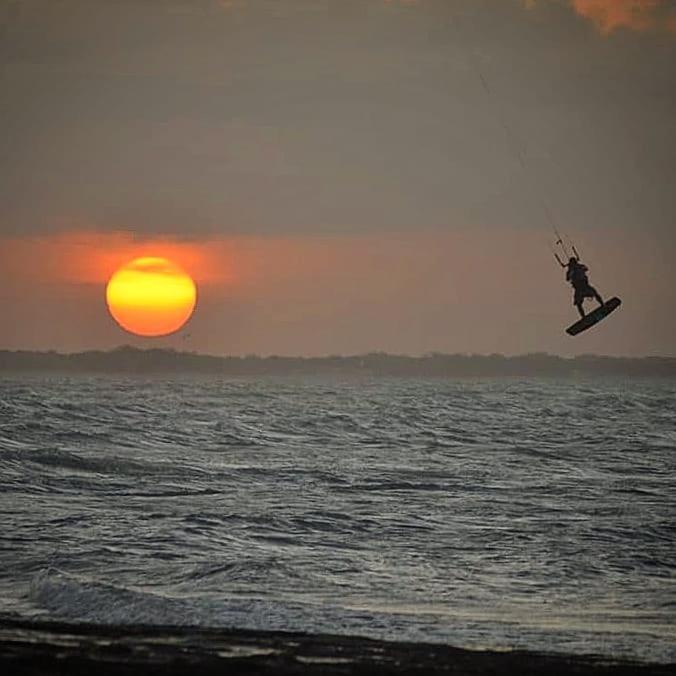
xmin=0 ymin=375 xmax=674 ymax=662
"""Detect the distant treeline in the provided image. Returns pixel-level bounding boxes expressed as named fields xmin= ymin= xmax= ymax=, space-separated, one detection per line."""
xmin=0 ymin=347 xmax=675 ymax=377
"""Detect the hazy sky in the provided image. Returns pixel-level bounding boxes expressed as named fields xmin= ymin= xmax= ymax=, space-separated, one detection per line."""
xmin=1 ymin=0 xmax=675 ymax=356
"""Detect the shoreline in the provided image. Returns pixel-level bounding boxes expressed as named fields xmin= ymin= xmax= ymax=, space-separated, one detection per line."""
xmin=1 ymin=619 xmax=673 ymax=675
xmin=2 ymin=347 xmax=676 ymax=378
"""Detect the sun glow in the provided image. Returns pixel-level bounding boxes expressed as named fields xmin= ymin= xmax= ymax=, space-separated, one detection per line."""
xmin=106 ymin=257 xmax=197 ymax=336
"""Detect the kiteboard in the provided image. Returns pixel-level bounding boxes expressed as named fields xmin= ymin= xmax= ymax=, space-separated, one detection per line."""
xmin=566 ymin=297 xmax=621 ymax=336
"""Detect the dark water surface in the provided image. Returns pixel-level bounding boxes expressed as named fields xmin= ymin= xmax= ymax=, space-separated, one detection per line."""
xmin=0 ymin=376 xmax=674 ymax=662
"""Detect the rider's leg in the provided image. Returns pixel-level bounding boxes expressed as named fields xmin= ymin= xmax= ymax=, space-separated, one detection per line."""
xmin=574 ymin=288 xmax=586 ymax=318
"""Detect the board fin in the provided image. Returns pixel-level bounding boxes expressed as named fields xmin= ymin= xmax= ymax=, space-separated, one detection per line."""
xmin=566 ymin=297 xmax=621 ymax=336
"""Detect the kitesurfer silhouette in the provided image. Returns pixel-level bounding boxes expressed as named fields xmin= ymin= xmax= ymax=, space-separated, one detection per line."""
xmin=566 ymin=257 xmax=604 ymax=318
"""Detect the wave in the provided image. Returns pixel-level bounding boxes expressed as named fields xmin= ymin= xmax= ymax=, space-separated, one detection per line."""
xmin=29 ymin=569 xmax=204 ymax=626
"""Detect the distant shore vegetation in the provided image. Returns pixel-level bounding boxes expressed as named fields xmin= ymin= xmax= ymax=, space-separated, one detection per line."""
xmin=0 ymin=346 xmax=674 ymax=377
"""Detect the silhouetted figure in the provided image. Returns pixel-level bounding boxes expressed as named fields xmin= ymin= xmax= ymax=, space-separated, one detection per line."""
xmin=566 ymin=257 xmax=603 ymax=318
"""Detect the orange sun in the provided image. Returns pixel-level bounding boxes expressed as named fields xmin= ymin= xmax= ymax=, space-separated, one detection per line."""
xmin=106 ymin=257 xmax=197 ymax=336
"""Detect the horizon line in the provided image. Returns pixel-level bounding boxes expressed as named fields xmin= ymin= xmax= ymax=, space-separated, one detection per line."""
xmin=1 ymin=345 xmax=675 ymax=362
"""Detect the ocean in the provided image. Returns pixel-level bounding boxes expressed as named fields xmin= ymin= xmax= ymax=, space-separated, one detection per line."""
xmin=0 ymin=375 xmax=674 ymax=663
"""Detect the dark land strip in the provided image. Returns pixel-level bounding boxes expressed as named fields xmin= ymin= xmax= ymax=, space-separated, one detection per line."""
xmin=1 ymin=619 xmax=673 ymax=676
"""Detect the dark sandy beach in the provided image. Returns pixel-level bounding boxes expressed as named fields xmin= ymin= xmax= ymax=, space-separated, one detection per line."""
xmin=1 ymin=619 xmax=673 ymax=676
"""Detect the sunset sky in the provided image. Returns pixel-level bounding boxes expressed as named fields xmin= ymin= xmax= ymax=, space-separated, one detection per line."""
xmin=1 ymin=0 xmax=674 ymax=357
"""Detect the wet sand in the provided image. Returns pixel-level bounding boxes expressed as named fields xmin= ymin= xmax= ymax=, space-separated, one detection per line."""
xmin=0 ymin=619 xmax=673 ymax=675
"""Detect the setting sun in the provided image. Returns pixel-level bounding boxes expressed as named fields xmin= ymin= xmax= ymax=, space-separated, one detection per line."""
xmin=106 ymin=257 xmax=197 ymax=337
